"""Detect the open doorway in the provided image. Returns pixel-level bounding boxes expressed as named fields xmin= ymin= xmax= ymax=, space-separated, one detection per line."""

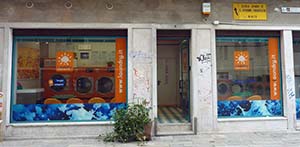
xmin=157 ymin=30 xmax=191 ymax=124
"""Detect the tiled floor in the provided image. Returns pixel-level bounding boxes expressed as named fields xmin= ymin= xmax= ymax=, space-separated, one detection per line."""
xmin=157 ymin=106 xmax=189 ymax=123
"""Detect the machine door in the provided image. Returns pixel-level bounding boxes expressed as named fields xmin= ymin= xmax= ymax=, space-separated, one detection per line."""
xmin=76 ymin=77 xmax=93 ymax=93
xmin=49 ymin=74 xmax=67 ymax=92
xmin=97 ymin=77 xmax=114 ymax=94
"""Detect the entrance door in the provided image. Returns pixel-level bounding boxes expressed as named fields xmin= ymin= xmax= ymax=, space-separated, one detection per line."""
xmin=179 ymin=40 xmax=190 ymax=121
xmin=157 ymin=30 xmax=190 ymax=124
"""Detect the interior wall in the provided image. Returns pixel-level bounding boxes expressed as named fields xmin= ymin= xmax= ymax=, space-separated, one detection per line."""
xmin=216 ymin=44 xmax=268 ymax=79
xmin=294 ymin=53 xmax=300 ymax=75
xmin=157 ymin=44 xmax=179 ymax=106
xmin=48 ymin=42 xmax=115 ymax=67
xmin=16 ymin=42 xmax=40 ymax=89
xmin=294 ymin=46 xmax=300 ymax=98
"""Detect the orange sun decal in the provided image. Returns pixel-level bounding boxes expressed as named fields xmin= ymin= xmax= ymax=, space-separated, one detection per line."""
xmin=234 ymin=50 xmax=250 ymax=71
xmin=56 ymin=51 xmax=74 ymax=72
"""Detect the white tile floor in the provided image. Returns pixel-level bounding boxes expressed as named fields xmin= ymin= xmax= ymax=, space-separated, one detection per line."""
xmin=158 ymin=106 xmax=189 ymax=123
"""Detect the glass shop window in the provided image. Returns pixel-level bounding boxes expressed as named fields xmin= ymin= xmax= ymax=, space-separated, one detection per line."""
xmin=11 ymin=29 xmax=127 ymax=122
xmin=293 ymin=32 xmax=300 ymax=119
xmin=216 ymin=31 xmax=283 ymax=118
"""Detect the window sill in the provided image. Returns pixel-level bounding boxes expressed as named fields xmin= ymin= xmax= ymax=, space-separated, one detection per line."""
xmin=16 ymin=88 xmax=44 ymax=94
xmin=218 ymin=117 xmax=287 ymax=122
xmin=7 ymin=121 xmax=114 ymax=127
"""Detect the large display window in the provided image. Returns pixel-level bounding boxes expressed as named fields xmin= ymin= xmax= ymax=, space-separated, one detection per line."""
xmin=11 ymin=29 xmax=127 ymax=122
xmin=216 ymin=31 xmax=283 ymax=118
xmin=293 ymin=32 xmax=300 ymax=119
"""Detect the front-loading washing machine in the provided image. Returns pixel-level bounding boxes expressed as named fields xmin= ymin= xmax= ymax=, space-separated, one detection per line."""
xmin=94 ymin=67 xmax=115 ymax=99
xmin=43 ymin=68 xmax=74 ymax=99
xmin=73 ymin=67 xmax=95 ymax=99
xmin=217 ymin=80 xmax=232 ymax=100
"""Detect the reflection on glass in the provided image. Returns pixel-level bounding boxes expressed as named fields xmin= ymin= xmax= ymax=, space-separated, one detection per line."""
xmin=217 ymin=37 xmax=282 ymax=117
xmin=15 ymin=37 xmax=126 ymax=105
xmin=217 ymin=38 xmax=276 ymax=101
xmin=293 ymin=38 xmax=300 ymax=119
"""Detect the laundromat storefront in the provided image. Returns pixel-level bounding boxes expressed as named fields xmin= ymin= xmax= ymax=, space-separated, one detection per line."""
xmin=11 ymin=29 xmax=127 ymax=122
xmin=216 ymin=31 xmax=283 ymax=118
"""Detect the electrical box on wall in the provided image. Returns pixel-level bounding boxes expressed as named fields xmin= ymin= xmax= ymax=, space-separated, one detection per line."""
xmin=202 ymin=2 xmax=211 ymax=15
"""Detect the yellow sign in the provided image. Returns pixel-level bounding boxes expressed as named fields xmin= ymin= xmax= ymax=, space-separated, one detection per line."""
xmin=234 ymin=50 xmax=250 ymax=71
xmin=233 ymin=3 xmax=267 ymax=20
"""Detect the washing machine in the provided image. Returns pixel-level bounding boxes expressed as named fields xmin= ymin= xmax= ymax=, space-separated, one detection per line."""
xmin=94 ymin=67 xmax=115 ymax=99
xmin=251 ymin=82 xmax=271 ymax=100
xmin=43 ymin=68 xmax=74 ymax=99
xmin=254 ymin=82 xmax=265 ymax=96
xmin=264 ymin=83 xmax=270 ymax=100
xmin=217 ymin=80 xmax=232 ymax=100
xmin=73 ymin=67 xmax=95 ymax=99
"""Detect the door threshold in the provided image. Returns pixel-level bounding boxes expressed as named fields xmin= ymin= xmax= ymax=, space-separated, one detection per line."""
xmin=156 ymin=131 xmax=195 ymax=136
xmin=155 ymin=121 xmax=194 ymax=136
xmin=158 ymin=122 xmax=191 ymax=125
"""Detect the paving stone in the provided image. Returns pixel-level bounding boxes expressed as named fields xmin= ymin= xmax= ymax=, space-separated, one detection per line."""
xmin=1 ymin=132 xmax=300 ymax=147
xmin=170 ymin=143 xmax=185 ymax=147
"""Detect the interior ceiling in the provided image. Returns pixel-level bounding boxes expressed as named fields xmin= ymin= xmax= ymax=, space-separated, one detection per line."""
xmin=216 ymin=42 xmax=268 ymax=47
xmin=157 ymin=30 xmax=190 ymax=46
xmin=157 ymin=39 xmax=183 ymax=46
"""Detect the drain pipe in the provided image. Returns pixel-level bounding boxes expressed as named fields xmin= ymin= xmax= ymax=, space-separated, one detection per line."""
xmin=154 ymin=117 xmax=158 ymax=136
xmin=193 ymin=117 xmax=197 ymax=135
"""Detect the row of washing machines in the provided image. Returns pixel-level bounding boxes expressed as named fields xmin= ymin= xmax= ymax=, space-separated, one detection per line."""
xmin=217 ymin=79 xmax=270 ymax=100
xmin=43 ymin=67 xmax=115 ymax=102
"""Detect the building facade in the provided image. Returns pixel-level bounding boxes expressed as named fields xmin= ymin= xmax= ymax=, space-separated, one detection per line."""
xmin=0 ymin=0 xmax=300 ymax=139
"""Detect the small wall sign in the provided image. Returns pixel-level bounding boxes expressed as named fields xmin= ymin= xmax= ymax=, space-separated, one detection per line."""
xmin=233 ymin=3 xmax=267 ymax=20
xmin=56 ymin=51 xmax=74 ymax=72
xmin=281 ymin=7 xmax=300 ymax=13
xmin=234 ymin=50 xmax=250 ymax=71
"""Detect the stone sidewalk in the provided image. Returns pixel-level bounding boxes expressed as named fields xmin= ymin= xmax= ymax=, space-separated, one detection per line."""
xmin=1 ymin=131 xmax=300 ymax=147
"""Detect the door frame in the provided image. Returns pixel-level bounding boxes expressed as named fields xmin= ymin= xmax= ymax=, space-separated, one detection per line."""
xmin=154 ymin=29 xmax=192 ymax=123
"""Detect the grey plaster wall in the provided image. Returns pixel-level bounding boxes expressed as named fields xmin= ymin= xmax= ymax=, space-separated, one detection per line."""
xmin=0 ymin=0 xmax=201 ymax=23
xmin=210 ymin=0 xmax=300 ymax=25
xmin=5 ymin=124 xmax=113 ymax=139
xmin=0 ymin=28 xmax=3 ymax=91
xmin=1 ymin=0 xmax=300 ymax=24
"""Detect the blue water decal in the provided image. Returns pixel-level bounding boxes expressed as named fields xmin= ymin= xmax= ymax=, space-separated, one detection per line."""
xmin=296 ymin=99 xmax=300 ymax=119
xmin=218 ymin=100 xmax=282 ymax=117
xmin=12 ymin=103 xmax=126 ymax=122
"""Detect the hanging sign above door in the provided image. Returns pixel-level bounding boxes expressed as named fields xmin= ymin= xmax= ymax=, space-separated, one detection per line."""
xmin=233 ymin=3 xmax=267 ymax=20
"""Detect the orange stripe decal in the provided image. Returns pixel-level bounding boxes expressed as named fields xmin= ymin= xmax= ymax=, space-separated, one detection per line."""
xmin=114 ymin=38 xmax=127 ymax=103
xmin=268 ymin=38 xmax=280 ymax=100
